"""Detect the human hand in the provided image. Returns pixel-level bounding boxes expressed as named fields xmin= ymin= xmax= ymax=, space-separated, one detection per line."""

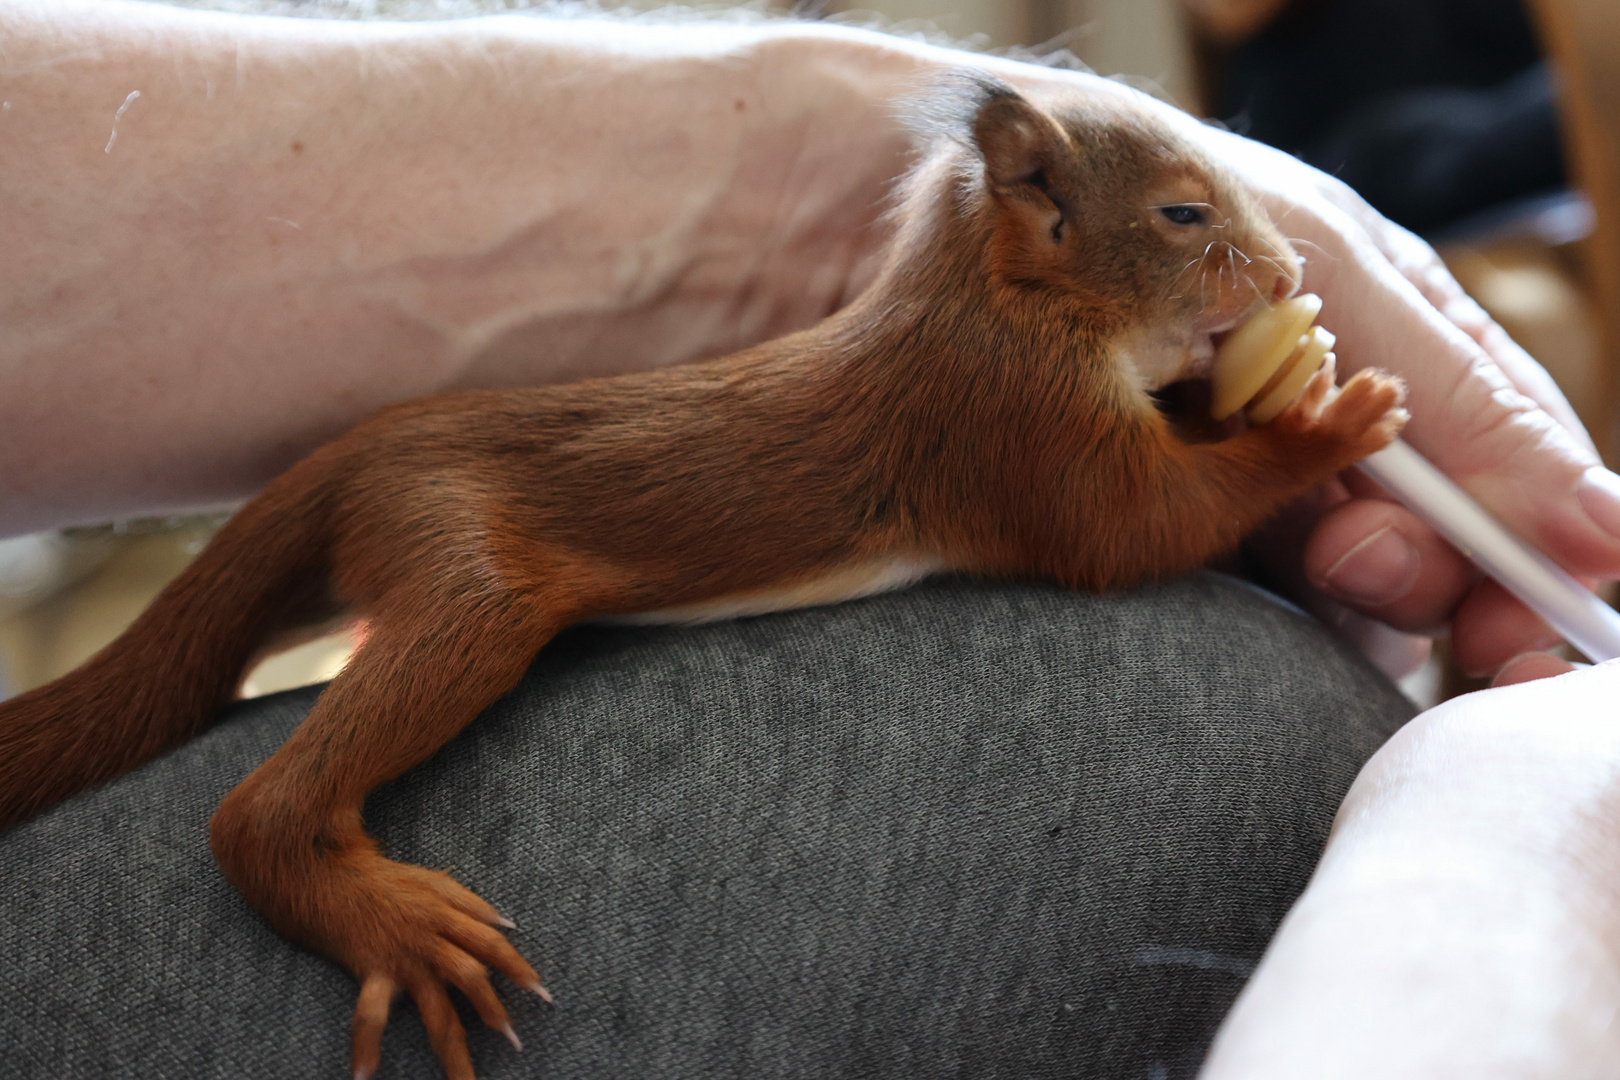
xmin=618 ymin=31 xmax=1619 ymax=685
xmin=840 ymin=36 xmax=1620 ymax=682
xmin=1179 ymin=130 xmax=1620 ymax=680
xmin=1199 ymin=661 xmax=1620 ymax=1078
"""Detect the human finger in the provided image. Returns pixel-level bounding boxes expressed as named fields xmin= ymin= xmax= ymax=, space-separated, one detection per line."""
xmin=1449 ymin=578 xmax=1566 ymax=677
xmin=1300 ymin=497 xmax=1476 ymax=632
xmin=1490 ymin=650 xmax=1577 ymax=687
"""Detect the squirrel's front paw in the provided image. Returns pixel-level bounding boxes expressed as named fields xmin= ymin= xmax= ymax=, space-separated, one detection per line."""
xmin=1273 ymin=358 xmax=1408 ymax=464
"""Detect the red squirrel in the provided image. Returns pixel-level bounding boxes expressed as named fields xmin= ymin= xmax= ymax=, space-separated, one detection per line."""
xmin=0 ymin=77 xmax=1405 ymax=1079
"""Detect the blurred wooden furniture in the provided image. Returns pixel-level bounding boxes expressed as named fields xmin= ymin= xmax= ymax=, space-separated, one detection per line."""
xmin=1525 ymin=0 xmax=1620 ymax=458
xmin=1177 ymin=0 xmax=1290 ymax=46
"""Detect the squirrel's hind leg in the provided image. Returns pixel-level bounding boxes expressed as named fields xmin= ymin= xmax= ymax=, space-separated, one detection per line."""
xmin=208 ymin=566 xmax=593 ymax=1080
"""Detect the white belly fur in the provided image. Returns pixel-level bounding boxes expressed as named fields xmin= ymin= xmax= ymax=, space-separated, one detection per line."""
xmin=600 ymin=554 xmax=948 ymax=626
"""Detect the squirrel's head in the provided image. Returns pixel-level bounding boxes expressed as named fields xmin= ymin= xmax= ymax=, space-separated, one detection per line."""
xmin=940 ymin=76 xmax=1301 ymax=392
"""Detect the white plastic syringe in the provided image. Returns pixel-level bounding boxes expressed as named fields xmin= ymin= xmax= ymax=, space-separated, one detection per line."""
xmin=1211 ymin=293 xmax=1620 ymax=664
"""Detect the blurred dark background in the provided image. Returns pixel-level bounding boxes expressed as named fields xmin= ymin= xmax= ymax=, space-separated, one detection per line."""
xmin=1214 ymin=0 xmax=1563 ymax=236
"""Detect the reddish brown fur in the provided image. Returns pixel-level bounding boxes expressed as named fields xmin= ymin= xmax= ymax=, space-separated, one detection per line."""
xmin=0 ymin=78 xmax=1404 ymax=1079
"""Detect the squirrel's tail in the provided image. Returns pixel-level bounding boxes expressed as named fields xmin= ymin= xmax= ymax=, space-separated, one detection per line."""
xmin=0 ymin=451 xmax=343 ymax=830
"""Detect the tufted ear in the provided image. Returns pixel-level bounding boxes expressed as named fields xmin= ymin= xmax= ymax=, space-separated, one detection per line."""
xmin=972 ymin=89 xmax=1069 ymax=194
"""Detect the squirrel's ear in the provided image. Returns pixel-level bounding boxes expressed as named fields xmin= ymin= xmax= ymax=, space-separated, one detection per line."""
xmin=972 ymin=90 xmax=1068 ymax=193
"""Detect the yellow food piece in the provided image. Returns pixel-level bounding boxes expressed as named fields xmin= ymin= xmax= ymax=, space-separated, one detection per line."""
xmin=1247 ymin=325 xmax=1336 ymax=424
xmin=1209 ymin=293 xmax=1323 ymax=421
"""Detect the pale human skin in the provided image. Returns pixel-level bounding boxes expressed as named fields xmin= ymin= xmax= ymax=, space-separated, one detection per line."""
xmin=3 ymin=1 xmax=1620 ymax=1073
xmin=6 ymin=0 xmax=1620 ymax=678
xmin=1202 ymin=658 xmax=1620 ymax=1079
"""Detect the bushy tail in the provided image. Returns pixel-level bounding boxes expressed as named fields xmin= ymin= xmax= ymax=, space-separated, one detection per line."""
xmin=0 ymin=454 xmax=339 ymax=830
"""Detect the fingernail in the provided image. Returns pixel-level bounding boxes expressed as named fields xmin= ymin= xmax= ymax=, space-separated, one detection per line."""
xmin=529 ymin=980 xmax=555 ymax=1004
xmin=502 ymin=1023 xmax=524 ymax=1052
xmin=1321 ymin=525 xmax=1421 ymax=605
xmin=355 ymin=1069 xmax=374 ymax=1080
xmin=1577 ymin=467 xmax=1620 ymax=538
xmin=1490 ymin=651 xmax=1574 ymax=688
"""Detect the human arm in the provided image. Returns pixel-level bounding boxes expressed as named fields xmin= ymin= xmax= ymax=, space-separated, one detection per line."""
xmin=7 ymin=1 xmax=1620 ymax=684
xmin=1 ymin=0 xmax=916 ymax=533
xmin=1200 ymin=661 xmax=1620 ymax=1078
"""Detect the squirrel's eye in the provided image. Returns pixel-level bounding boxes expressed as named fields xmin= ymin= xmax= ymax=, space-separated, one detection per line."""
xmin=1159 ymin=204 xmax=1206 ymax=226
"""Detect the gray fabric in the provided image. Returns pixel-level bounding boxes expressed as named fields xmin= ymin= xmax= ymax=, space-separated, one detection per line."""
xmin=0 ymin=574 xmax=1413 ymax=1079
